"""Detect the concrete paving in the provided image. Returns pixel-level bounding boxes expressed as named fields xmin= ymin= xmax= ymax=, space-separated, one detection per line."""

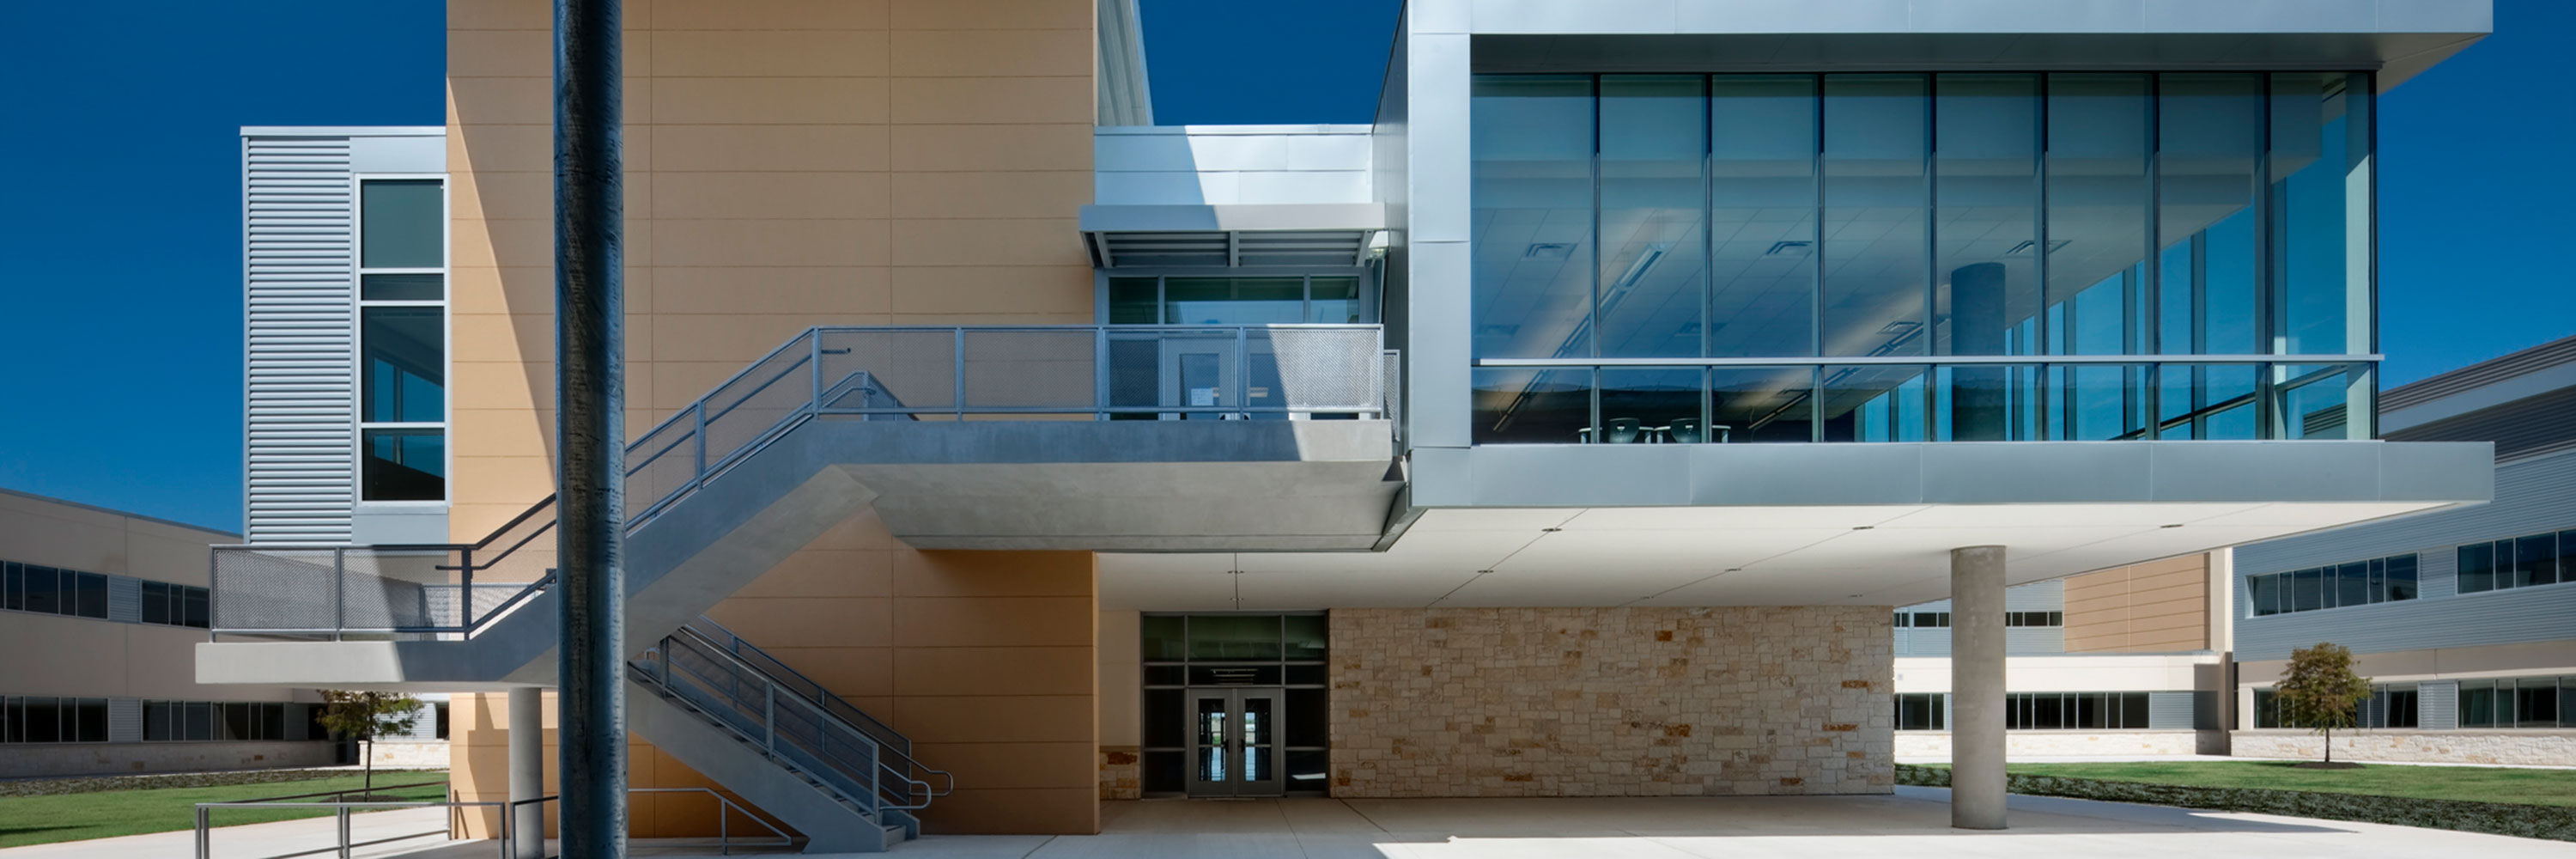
xmin=8 ymin=790 xmax=2569 ymax=859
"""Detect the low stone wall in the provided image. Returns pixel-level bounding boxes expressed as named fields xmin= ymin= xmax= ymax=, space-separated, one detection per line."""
xmin=1098 ymin=746 xmax=1140 ymax=800
xmin=0 ymin=740 xmax=340 ymax=778
xmin=365 ymin=740 xmax=451 ymax=769
xmin=1330 ymin=606 xmax=1893 ymax=798
xmin=2230 ymin=731 xmax=2576 ymax=766
xmin=1895 ymin=764 xmax=2576 ymax=842
xmin=1898 ymin=730 xmax=2202 ymax=758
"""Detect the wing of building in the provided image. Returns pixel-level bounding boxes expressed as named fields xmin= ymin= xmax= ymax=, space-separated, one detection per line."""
xmin=203 ymin=0 xmax=2500 ymax=849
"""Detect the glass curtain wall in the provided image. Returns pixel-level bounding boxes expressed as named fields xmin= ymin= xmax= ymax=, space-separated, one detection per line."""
xmin=1468 ymin=72 xmax=2374 ymax=444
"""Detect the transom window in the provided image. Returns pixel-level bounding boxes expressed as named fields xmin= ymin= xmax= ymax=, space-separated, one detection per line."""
xmin=1109 ymin=275 xmax=1369 ymax=326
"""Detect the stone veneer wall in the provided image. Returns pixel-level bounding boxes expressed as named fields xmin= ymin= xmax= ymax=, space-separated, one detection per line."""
xmin=2231 ymin=731 xmax=2576 ymax=766
xmin=1330 ymin=607 xmax=1893 ymax=797
xmin=1098 ymin=746 xmax=1139 ymax=800
xmin=1896 ymin=731 xmax=2202 ymax=758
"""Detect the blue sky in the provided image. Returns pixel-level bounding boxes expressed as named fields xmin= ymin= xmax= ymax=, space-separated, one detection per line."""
xmin=0 ymin=1 xmax=2567 ymax=533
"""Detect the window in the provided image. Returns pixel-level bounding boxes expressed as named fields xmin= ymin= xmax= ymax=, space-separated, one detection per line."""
xmin=2248 ymin=553 xmax=2416 ymax=616
xmin=2457 ymin=529 xmax=2575 ymax=594
xmin=356 ymin=178 xmax=447 ymax=502
xmin=2455 ymin=677 xmax=2576 ymax=729
xmin=1895 ymin=693 xmax=1947 ymax=730
xmin=2005 ymin=612 xmax=2063 ymax=627
xmin=1893 ymin=612 xmax=1950 ymax=629
xmin=0 ymin=697 xmax=108 ymax=744
xmin=1106 ymin=275 xmax=1373 ymax=326
xmin=2005 ymin=692 xmax=2153 ymax=730
xmin=2259 ymin=684 xmax=2420 ymax=728
xmin=1467 ymin=72 xmax=2375 ymax=445
xmin=140 ymin=700 xmax=301 ymax=741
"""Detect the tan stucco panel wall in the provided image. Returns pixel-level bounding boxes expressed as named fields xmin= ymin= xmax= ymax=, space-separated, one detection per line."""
xmin=1330 ymin=607 xmax=1894 ymax=798
xmin=450 ymin=515 xmax=1099 ymax=838
xmin=2063 ymin=553 xmax=2211 ymax=653
xmin=444 ymin=0 xmax=1101 ymax=838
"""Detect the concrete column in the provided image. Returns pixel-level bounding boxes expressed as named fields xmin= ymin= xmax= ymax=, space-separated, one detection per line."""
xmin=508 ymin=687 xmax=544 ymax=857
xmin=1949 ymin=545 xmax=2008 ymax=830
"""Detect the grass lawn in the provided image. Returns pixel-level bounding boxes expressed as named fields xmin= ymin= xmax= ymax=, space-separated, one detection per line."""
xmin=1917 ymin=760 xmax=2576 ymax=807
xmin=0 ymin=771 xmax=452 ymax=849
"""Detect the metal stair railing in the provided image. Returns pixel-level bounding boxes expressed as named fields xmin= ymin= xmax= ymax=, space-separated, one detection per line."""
xmin=680 ymin=616 xmax=954 ymax=800
xmin=633 ymin=624 xmax=937 ymax=818
xmin=213 ymin=325 xmax=1386 ymax=640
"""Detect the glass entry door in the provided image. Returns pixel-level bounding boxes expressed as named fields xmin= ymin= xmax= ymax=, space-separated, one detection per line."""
xmin=1187 ymin=689 xmax=1281 ymax=797
xmin=1158 ymin=337 xmax=1284 ymax=419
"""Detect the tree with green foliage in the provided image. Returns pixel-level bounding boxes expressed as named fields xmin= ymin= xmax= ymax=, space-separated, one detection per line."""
xmin=2275 ymin=643 xmax=2373 ymax=765
xmin=315 ymin=690 xmax=423 ymax=796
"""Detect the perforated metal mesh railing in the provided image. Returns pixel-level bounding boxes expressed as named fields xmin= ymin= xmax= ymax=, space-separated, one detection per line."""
xmin=211 ymin=325 xmax=1388 ymax=638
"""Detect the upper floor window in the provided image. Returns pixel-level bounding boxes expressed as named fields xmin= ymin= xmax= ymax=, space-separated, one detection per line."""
xmin=2247 ymin=553 xmax=2417 ymax=616
xmin=356 ymin=179 xmax=447 ymax=502
xmin=2457 ymin=529 xmax=2575 ymax=594
xmin=1 ymin=561 xmax=107 ymax=620
xmin=1467 ymin=72 xmax=2373 ymax=445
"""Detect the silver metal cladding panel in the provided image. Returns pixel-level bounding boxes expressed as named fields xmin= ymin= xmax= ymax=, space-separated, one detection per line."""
xmin=2147 ymin=691 xmax=2195 ymax=730
xmin=243 ymin=135 xmax=359 ymax=544
xmin=107 ymin=575 xmax=141 ymax=624
xmin=1409 ymin=441 xmax=2491 ymax=509
xmin=2417 ymin=679 xmax=2458 ymax=730
xmin=2234 ymin=451 xmax=2576 ymax=660
xmin=109 ymin=698 xmax=143 ymax=744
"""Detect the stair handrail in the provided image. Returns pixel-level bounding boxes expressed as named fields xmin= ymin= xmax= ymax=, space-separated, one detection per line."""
xmin=639 ymin=625 xmax=939 ymax=813
xmin=661 ymin=623 xmax=948 ymax=804
xmin=679 ymin=616 xmax=954 ymax=797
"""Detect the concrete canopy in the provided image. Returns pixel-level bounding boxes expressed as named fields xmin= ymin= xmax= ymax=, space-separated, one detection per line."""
xmin=1101 ymin=441 xmax=2493 ymax=611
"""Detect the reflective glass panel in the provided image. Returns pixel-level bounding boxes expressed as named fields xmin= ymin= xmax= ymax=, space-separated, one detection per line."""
xmin=1598 ymin=76 xmax=1709 ymax=358
xmin=1283 ymin=614 xmax=1328 ymax=661
xmin=1934 ymin=74 xmax=2040 ymax=358
xmin=1710 ymin=76 xmax=1819 ymax=358
xmin=2045 ymin=74 xmax=2151 ymax=356
xmin=2270 ymin=72 xmax=2371 ymax=356
xmin=1821 ymin=365 xmax=1926 ymax=442
xmin=2276 ymin=363 xmax=2362 ymax=440
xmin=2157 ymin=363 xmax=2258 ymax=440
xmin=1821 ymin=75 xmax=1929 ymax=357
xmin=1164 ymin=277 xmax=1304 ymax=325
xmin=1187 ymin=615 xmax=1280 ymax=661
xmin=360 ymin=180 xmax=443 ymax=269
xmin=1472 ymin=76 xmax=1595 ymax=359
xmin=2158 ymin=74 xmax=2264 ymax=355
xmin=1309 ymin=277 xmax=1362 ymax=324
xmin=1936 ymin=363 xmax=2038 ymax=441
xmin=1473 ymin=367 xmax=1593 ymax=444
xmin=1712 ymin=366 xmax=1814 ymax=442
xmin=1109 ymin=277 xmax=1158 ymax=325
xmin=361 ymin=429 xmax=446 ymax=501
xmin=2050 ymin=364 xmax=2148 ymax=441
xmin=1600 ymin=369 xmax=1704 ymax=444
xmin=1140 ymin=614 xmax=1185 ymax=661
xmin=362 ymin=307 xmax=443 ymax=423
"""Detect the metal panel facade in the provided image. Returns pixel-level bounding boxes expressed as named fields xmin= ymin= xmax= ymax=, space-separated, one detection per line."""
xmin=2147 ymin=691 xmax=2195 ymax=730
xmin=242 ymin=136 xmax=359 ymax=544
xmin=2236 ymin=449 xmax=2576 ymax=661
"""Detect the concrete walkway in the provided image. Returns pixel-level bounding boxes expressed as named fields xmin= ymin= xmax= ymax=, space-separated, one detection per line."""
xmin=8 ymin=790 xmax=2569 ymax=858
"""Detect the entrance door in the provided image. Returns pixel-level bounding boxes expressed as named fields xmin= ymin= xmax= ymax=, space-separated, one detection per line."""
xmin=1186 ymin=689 xmax=1282 ymax=797
xmin=1158 ymin=335 xmax=1284 ymax=419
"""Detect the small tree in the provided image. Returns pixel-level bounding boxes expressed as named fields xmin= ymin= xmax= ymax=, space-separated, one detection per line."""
xmin=2275 ymin=643 xmax=2372 ymax=766
xmin=317 ymin=690 xmax=423 ymax=795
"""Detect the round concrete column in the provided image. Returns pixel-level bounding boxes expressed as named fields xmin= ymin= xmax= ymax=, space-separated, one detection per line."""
xmin=1949 ymin=545 xmax=2008 ymax=830
xmin=507 ymin=686 xmax=544 ymax=856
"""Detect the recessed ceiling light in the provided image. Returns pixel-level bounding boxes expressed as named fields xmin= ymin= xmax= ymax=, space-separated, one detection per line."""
xmin=1541 ymin=527 xmax=1562 ymax=533
xmin=1724 ymin=568 xmax=1742 ymax=573
xmin=1848 ymin=594 xmax=1862 ymax=599
xmin=2160 ymin=523 xmax=2185 ymax=529
xmin=1475 ymin=569 xmax=1494 ymax=575
xmin=1851 ymin=525 xmax=1875 ymax=531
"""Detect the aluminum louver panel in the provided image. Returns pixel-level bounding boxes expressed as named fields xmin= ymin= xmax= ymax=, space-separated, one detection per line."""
xmin=244 ymin=137 xmax=357 ymax=544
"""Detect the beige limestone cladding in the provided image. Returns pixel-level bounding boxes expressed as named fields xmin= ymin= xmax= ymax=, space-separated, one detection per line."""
xmin=1097 ymin=746 xmax=1141 ymax=800
xmin=1329 ymin=607 xmax=1894 ymax=798
xmin=2230 ymin=731 xmax=2576 ymax=766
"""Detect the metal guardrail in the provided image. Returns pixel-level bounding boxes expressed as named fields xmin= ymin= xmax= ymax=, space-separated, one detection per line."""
xmin=211 ymin=324 xmax=1391 ymax=640
xmin=683 ymin=616 xmax=952 ymax=800
xmin=193 ymin=785 xmax=792 ymax=859
xmin=634 ymin=622 xmax=943 ymax=823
